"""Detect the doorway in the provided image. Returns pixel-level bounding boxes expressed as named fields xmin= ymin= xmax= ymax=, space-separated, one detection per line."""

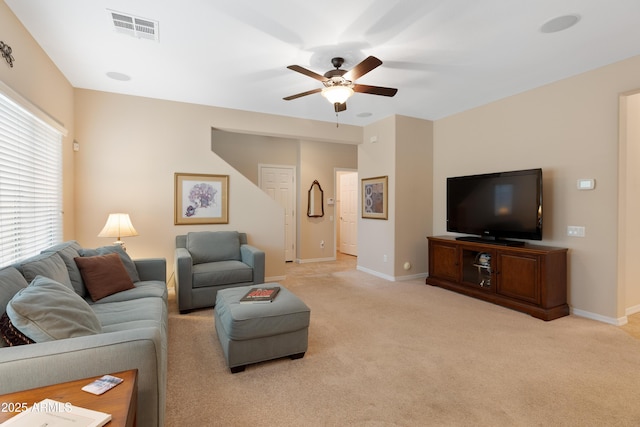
xmin=619 ymin=91 xmax=640 ymax=319
xmin=259 ymin=164 xmax=296 ymax=262
xmin=336 ymin=170 xmax=358 ymax=256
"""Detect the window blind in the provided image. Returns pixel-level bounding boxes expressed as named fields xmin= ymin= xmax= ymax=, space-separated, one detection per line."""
xmin=0 ymin=91 xmax=63 ymax=266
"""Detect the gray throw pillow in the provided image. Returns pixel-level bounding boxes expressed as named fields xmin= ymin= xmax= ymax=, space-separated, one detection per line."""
xmin=41 ymin=240 xmax=84 ymax=297
xmin=17 ymin=252 xmax=74 ymax=291
xmin=79 ymin=245 xmax=140 ymax=283
xmin=5 ymin=275 xmax=102 ymax=343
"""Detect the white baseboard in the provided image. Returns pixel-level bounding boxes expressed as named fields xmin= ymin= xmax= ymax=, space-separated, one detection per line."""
xmin=571 ymin=307 xmax=628 ymax=326
xmin=295 ymin=257 xmax=336 ymax=264
xmin=356 ymin=265 xmax=428 ymax=282
xmin=395 ymin=273 xmax=429 ymax=281
xmin=356 ymin=265 xmax=396 ymax=282
xmin=626 ymin=304 xmax=640 ymax=316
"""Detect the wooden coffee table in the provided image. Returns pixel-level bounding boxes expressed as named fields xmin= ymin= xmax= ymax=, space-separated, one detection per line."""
xmin=0 ymin=369 xmax=137 ymax=426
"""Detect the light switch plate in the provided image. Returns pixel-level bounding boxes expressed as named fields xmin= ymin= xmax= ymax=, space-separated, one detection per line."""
xmin=567 ymin=226 xmax=586 ymax=237
xmin=577 ymin=179 xmax=595 ymax=190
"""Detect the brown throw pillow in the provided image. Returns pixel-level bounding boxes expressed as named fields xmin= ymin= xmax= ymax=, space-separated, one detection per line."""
xmin=74 ymin=253 xmax=135 ymax=301
xmin=0 ymin=311 xmax=35 ymax=346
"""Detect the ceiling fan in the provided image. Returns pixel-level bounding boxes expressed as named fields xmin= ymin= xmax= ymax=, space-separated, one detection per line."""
xmin=283 ymin=56 xmax=398 ymax=113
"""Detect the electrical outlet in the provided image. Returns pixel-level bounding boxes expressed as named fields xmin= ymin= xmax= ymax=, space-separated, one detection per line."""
xmin=567 ymin=226 xmax=586 ymax=237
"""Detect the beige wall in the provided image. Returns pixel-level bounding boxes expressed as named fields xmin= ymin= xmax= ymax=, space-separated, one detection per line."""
xmin=359 ymin=116 xmax=397 ymax=277
xmin=395 ymin=116 xmax=433 ymax=278
xmin=358 ymin=115 xmax=434 ymax=280
xmin=299 ymin=140 xmax=357 ymax=261
xmin=211 ymin=130 xmax=298 ymax=183
xmin=434 ymin=55 xmax=640 ymax=323
xmin=0 ymin=1 xmax=75 ymax=240
xmin=73 ymin=89 xmax=362 ymax=282
xmin=73 ymin=90 xmax=283 ymax=281
xmin=212 ymin=130 xmax=358 ymax=261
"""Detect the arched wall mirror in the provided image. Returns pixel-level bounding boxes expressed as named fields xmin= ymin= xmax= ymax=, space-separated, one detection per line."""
xmin=307 ymin=180 xmax=324 ymax=217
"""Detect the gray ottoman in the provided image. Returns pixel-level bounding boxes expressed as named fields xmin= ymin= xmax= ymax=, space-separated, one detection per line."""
xmin=214 ymin=284 xmax=310 ymax=373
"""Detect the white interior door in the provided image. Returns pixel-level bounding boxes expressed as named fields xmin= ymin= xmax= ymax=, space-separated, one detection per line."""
xmin=339 ymin=171 xmax=358 ymax=256
xmin=260 ymin=165 xmax=296 ymax=262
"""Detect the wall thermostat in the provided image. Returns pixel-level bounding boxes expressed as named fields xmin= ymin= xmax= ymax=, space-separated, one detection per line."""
xmin=327 ymin=198 xmax=335 ymax=206
xmin=577 ymin=179 xmax=595 ymax=190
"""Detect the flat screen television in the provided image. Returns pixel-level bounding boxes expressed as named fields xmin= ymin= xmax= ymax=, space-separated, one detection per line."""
xmin=446 ymin=168 xmax=543 ymax=245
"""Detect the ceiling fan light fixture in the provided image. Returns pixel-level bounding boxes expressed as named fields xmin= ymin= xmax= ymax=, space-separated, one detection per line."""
xmin=321 ymin=85 xmax=354 ymax=105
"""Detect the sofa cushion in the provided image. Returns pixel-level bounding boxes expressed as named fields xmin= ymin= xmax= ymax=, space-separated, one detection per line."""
xmin=75 ymin=253 xmax=135 ymax=302
xmin=4 ymin=276 xmax=102 ymax=343
xmin=91 ymin=280 xmax=168 ymax=304
xmin=41 ymin=240 xmax=84 ymax=297
xmin=16 ymin=252 xmax=73 ymax=292
xmin=192 ymin=260 xmax=253 ymax=288
xmin=0 ymin=267 xmax=30 ymax=348
xmin=187 ymin=231 xmax=241 ymax=264
xmin=91 ymin=297 xmax=165 ymax=329
xmin=79 ymin=245 xmax=140 ymax=283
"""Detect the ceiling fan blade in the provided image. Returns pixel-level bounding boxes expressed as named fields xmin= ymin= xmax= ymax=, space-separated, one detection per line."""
xmin=353 ymin=84 xmax=398 ymax=97
xmin=343 ymin=56 xmax=383 ymax=81
xmin=283 ymin=88 xmax=322 ymax=101
xmin=286 ymin=65 xmax=328 ymax=82
xmin=334 ymin=102 xmax=347 ymax=113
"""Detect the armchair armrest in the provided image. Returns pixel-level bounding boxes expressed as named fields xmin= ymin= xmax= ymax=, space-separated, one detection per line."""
xmin=174 ymin=247 xmax=194 ymax=312
xmin=241 ymin=244 xmax=265 ymax=285
xmin=134 ymin=258 xmax=167 ymax=282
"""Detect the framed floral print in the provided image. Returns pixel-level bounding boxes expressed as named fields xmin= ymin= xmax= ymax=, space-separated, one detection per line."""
xmin=174 ymin=173 xmax=229 ymax=224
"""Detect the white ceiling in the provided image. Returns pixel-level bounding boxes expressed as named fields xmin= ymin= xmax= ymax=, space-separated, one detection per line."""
xmin=6 ymin=0 xmax=640 ymax=126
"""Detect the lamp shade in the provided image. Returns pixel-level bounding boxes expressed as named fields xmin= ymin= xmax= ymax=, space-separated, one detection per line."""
xmin=98 ymin=213 xmax=138 ymax=240
xmin=321 ymin=85 xmax=354 ymax=105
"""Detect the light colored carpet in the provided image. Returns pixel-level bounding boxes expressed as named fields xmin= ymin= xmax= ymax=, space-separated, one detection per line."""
xmin=166 ymin=255 xmax=640 ymax=426
xmin=621 ymin=312 xmax=640 ymax=340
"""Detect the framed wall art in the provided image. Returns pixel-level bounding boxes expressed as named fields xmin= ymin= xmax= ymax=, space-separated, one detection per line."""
xmin=362 ymin=175 xmax=388 ymax=220
xmin=175 ymin=173 xmax=229 ymax=224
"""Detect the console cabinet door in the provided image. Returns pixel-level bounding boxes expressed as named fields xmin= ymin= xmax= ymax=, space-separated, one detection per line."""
xmin=429 ymin=241 xmax=459 ymax=282
xmin=496 ymin=252 xmax=540 ymax=304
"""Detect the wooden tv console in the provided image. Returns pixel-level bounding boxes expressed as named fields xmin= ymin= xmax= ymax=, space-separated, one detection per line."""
xmin=426 ymin=236 xmax=569 ymax=321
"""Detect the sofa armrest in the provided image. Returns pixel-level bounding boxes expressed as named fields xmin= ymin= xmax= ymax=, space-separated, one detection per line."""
xmin=241 ymin=244 xmax=265 ymax=285
xmin=0 ymin=328 xmax=165 ymax=426
xmin=174 ymin=247 xmax=193 ymax=312
xmin=134 ymin=258 xmax=166 ymax=282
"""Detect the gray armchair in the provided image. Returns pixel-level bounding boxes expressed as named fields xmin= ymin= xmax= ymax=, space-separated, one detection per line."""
xmin=175 ymin=231 xmax=265 ymax=313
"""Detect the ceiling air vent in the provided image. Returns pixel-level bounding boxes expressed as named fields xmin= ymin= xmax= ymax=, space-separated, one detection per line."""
xmin=109 ymin=10 xmax=159 ymax=42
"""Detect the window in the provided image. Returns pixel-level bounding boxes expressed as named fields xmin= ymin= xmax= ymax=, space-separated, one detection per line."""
xmin=0 ymin=89 xmax=64 ymax=266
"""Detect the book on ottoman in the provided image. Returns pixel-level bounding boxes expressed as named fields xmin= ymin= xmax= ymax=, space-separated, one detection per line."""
xmin=239 ymin=286 xmax=280 ymax=304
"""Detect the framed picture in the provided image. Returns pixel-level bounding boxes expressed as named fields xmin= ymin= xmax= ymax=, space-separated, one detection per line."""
xmin=362 ymin=175 xmax=388 ymax=220
xmin=175 ymin=173 xmax=229 ymax=224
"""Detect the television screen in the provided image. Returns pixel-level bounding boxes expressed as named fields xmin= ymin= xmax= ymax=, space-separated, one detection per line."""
xmin=446 ymin=168 xmax=542 ymax=243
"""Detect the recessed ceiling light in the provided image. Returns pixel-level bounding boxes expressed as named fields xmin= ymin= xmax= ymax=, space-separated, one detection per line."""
xmin=357 ymin=112 xmax=373 ymax=118
xmin=540 ymin=14 xmax=580 ymax=33
xmin=106 ymin=71 xmax=131 ymax=81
